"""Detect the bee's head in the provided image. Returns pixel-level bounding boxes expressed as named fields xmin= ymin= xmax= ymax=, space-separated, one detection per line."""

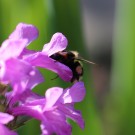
xmin=69 ymin=51 xmax=79 ymax=59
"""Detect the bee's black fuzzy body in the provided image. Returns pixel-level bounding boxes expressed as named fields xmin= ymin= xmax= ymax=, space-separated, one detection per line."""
xmin=50 ymin=50 xmax=83 ymax=83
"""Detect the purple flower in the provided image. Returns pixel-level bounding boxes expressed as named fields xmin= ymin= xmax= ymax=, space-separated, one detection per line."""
xmin=11 ymin=81 xmax=86 ymax=135
xmin=0 ymin=23 xmax=86 ymax=135
xmin=0 ymin=23 xmax=43 ymax=91
xmin=0 ymin=112 xmax=17 ymax=135
xmin=0 ymin=23 xmax=72 ymax=90
xmin=0 ymin=39 xmax=44 ymax=97
xmin=0 ymin=23 xmax=73 ymax=97
xmin=9 ymin=23 xmax=72 ymax=82
xmin=9 ymin=23 xmax=39 ymax=45
xmin=42 ymin=32 xmax=68 ymax=56
xmin=24 ymin=32 xmax=72 ymax=82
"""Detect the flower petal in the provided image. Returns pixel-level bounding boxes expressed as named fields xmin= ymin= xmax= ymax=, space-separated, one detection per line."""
xmin=62 ymin=82 xmax=86 ymax=103
xmin=42 ymin=33 xmax=68 ymax=56
xmin=25 ymin=53 xmax=72 ymax=82
xmin=0 ymin=124 xmax=17 ymax=135
xmin=0 ymin=58 xmax=44 ymax=96
xmin=58 ymin=104 xmax=85 ymax=129
xmin=0 ymin=112 xmax=14 ymax=124
xmin=11 ymin=103 xmax=43 ymax=120
xmin=41 ymin=110 xmax=72 ymax=135
xmin=9 ymin=23 xmax=39 ymax=45
xmin=45 ymin=87 xmax=63 ymax=108
xmin=0 ymin=39 xmax=27 ymax=60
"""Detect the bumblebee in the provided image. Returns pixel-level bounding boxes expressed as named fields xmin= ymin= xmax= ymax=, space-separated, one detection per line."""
xmin=50 ymin=50 xmax=96 ymax=83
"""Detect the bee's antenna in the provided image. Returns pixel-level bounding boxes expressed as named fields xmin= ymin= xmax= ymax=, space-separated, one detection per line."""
xmin=76 ymin=57 xmax=97 ymax=65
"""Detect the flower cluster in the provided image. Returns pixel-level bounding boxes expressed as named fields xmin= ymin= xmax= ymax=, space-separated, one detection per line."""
xmin=0 ymin=23 xmax=86 ymax=135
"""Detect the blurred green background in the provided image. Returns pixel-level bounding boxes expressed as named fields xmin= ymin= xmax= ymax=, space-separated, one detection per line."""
xmin=0 ymin=0 xmax=135 ymax=135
